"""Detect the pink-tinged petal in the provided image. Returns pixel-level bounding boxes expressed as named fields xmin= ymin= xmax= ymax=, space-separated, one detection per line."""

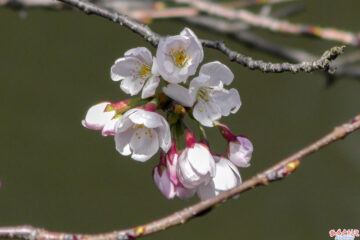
xmin=153 ymin=167 xmax=176 ymax=199
xmin=199 ymin=61 xmax=234 ymax=86
xmin=101 ymin=118 xmax=119 ymax=136
xmin=141 ymin=75 xmax=160 ymax=99
xmin=114 ymin=128 xmax=133 ymax=156
xmin=176 ymin=186 xmax=196 ymax=200
xmin=228 ymin=136 xmax=253 ymax=168
xmin=163 ymin=84 xmax=195 ymax=107
xmin=82 ymin=102 xmax=114 ymax=131
xmin=166 ymin=153 xmax=179 ymax=186
xmin=124 ymin=47 xmax=153 ymax=66
xmin=211 ymin=88 xmax=241 ymax=116
xmin=111 ymin=57 xmax=139 ymax=81
xmin=193 ymin=101 xmax=221 ymax=127
xmin=130 ymin=128 xmax=159 ymax=162
xmin=120 ymin=76 xmax=144 ymax=96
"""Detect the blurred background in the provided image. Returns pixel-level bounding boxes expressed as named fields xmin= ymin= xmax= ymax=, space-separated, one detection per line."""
xmin=0 ymin=0 xmax=359 ymax=239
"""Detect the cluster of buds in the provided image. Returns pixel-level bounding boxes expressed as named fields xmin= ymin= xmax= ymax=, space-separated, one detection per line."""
xmin=82 ymin=28 xmax=253 ymax=200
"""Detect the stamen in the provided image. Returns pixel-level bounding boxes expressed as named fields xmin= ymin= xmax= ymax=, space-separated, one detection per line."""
xmin=169 ymin=46 xmax=191 ymax=68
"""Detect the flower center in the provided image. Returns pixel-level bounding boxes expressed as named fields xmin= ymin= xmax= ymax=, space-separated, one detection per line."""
xmin=132 ymin=124 xmax=153 ymax=140
xmin=169 ymin=46 xmax=191 ymax=68
xmin=135 ymin=62 xmax=152 ymax=85
xmin=196 ymin=86 xmax=213 ymax=103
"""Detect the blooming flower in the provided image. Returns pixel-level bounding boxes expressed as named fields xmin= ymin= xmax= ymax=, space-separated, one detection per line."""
xmin=197 ymin=155 xmax=241 ymax=201
xmin=111 ymin=47 xmax=160 ymax=98
xmin=215 ymin=122 xmax=253 ymax=167
xmin=114 ymin=107 xmax=171 ymax=162
xmin=163 ymin=61 xmax=241 ymax=127
xmin=177 ymin=131 xmax=216 ymax=188
xmin=82 ymin=102 xmax=118 ymax=136
xmin=156 ymin=28 xmax=204 ymax=83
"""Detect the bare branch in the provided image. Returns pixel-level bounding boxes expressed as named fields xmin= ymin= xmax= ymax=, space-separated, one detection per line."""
xmin=185 ymin=16 xmax=360 ymax=80
xmin=1 ymin=114 xmax=359 ymax=239
xmin=177 ymin=0 xmax=360 ymax=47
xmin=52 ymin=0 xmax=344 ymax=74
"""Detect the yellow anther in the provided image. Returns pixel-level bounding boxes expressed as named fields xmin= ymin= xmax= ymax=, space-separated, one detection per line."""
xmin=138 ymin=124 xmax=143 ymax=129
xmin=169 ymin=46 xmax=190 ymax=68
xmin=199 ymin=108 xmax=203 ymax=112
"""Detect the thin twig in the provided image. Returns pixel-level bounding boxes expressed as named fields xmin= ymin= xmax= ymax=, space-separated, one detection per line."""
xmin=177 ymin=0 xmax=360 ymax=47
xmin=0 ymin=114 xmax=360 ymax=239
xmin=53 ymin=0 xmax=345 ymax=74
xmin=185 ymin=16 xmax=360 ymax=80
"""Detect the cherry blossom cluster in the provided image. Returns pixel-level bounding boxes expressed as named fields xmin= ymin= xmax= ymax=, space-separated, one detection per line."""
xmin=82 ymin=28 xmax=253 ymax=200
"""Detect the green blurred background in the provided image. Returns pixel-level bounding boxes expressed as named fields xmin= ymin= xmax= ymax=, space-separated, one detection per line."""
xmin=0 ymin=0 xmax=359 ymax=239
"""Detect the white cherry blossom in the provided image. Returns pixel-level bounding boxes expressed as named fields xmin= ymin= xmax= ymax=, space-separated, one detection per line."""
xmin=177 ymin=132 xmax=216 ymax=189
xmin=197 ymin=156 xmax=242 ymax=201
xmin=114 ymin=108 xmax=171 ymax=162
xmin=82 ymin=102 xmax=118 ymax=136
xmin=156 ymin=28 xmax=204 ymax=83
xmin=111 ymin=47 xmax=160 ymax=98
xmin=163 ymin=61 xmax=241 ymax=127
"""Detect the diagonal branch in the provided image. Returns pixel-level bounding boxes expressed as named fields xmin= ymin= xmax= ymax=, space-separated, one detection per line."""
xmin=56 ymin=0 xmax=345 ymax=74
xmin=0 ymin=114 xmax=359 ymax=239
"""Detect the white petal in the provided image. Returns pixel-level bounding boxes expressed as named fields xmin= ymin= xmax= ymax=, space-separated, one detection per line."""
xmin=157 ymin=117 xmax=171 ymax=152
xmin=151 ymin=57 xmax=159 ymax=76
xmin=130 ymin=129 xmax=159 ymax=162
xmin=177 ymin=149 xmax=202 ymax=188
xmin=163 ymin=84 xmax=195 ymax=107
xmin=115 ymin=109 xmax=137 ymax=133
xmin=212 ymin=157 xmax=240 ymax=191
xmin=164 ymin=60 xmax=174 ymax=74
xmin=193 ymin=101 xmax=221 ymax=127
xmin=111 ymin=57 xmax=139 ymax=82
xmin=120 ymin=77 xmax=144 ymax=96
xmin=82 ymin=102 xmax=114 ymax=130
xmin=199 ymin=61 xmax=234 ymax=86
xmin=114 ymin=128 xmax=133 ymax=156
xmin=128 ymin=110 xmax=164 ymax=129
xmin=187 ymin=144 xmax=215 ymax=177
xmin=141 ymin=75 xmax=160 ymax=99
xmin=211 ymin=88 xmax=241 ymax=116
xmin=124 ymin=47 xmax=153 ymax=66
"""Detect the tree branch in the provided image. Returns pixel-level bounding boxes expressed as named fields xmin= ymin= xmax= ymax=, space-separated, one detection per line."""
xmin=54 ymin=0 xmax=344 ymax=73
xmin=177 ymin=0 xmax=360 ymax=47
xmin=1 ymin=114 xmax=359 ymax=239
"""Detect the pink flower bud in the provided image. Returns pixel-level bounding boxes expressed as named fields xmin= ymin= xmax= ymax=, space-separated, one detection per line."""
xmin=228 ymin=135 xmax=253 ymax=168
xmin=214 ymin=122 xmax=253 ymax=168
